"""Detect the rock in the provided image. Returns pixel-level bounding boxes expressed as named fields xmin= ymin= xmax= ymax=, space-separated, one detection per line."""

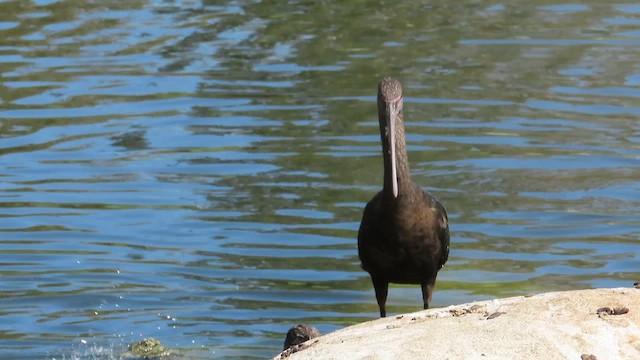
xmin=120 ymin=337 xmax=183 ymax=359
xmin=283 ymin=324 xmax=321 ymax=350
xmin=272 ymin=288 xmax=640 ymax=360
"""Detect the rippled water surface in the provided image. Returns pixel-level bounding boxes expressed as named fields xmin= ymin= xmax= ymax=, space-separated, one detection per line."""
xmin=1 ymin=1 xmax=640 ymax=359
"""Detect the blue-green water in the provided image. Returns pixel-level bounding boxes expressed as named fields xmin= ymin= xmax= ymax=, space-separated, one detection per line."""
xmin=1 ymin=1 xmax=639 ymax=359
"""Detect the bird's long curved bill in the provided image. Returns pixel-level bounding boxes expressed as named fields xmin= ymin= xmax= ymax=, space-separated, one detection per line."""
xmin=388 ymin=105 xmax=398 ymax=198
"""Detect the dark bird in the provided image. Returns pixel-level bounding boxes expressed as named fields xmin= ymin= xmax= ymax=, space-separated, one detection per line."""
xmin=358 ymin=77 xmax=450 ymax=317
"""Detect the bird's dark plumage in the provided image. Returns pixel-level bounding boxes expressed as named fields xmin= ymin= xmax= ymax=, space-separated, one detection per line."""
xmin=358 ymin=78 xmax=450 ymax=317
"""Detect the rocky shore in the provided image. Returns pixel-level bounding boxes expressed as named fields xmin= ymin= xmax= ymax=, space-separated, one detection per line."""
xmin=274 ymin=288 xmax=640 ymax=360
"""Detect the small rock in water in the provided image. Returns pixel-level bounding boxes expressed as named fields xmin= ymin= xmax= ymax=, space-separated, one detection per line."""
xmin=283 ymin=324 xmax=320 ymax=350
xmin=120 ymin=337 xmax=179 ymax=359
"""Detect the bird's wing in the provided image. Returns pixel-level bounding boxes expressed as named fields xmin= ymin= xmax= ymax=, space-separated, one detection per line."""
xmin=357 ymin=192 xmax=384 ymax=271
xmin=434 ymin=199 xmax=450 ymax=269
xmin=358 ymin=192 xmax=383 ymax=242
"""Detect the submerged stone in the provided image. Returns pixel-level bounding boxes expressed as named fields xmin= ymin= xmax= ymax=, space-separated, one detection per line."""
xmin=120 ymin=338 xmax=182 ymax=360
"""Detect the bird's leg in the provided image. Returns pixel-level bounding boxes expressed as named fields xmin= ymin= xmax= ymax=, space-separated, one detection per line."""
xmin=420 ymin=282 xmax=434 ymax=310
xmin=372 ymin=277 xmax=389 ymax=317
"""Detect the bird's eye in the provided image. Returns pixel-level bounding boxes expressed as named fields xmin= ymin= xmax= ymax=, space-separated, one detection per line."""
xmin=392 ymin=99 xmax=401 ymax=111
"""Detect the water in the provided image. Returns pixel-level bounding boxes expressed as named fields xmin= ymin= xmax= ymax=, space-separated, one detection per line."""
xmin=1 ymin=0 xmax=639 ymax=358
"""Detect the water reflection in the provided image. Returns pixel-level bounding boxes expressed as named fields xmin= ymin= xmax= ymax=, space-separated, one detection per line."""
xmin=0 ymin=0 xmax=639 ymax=359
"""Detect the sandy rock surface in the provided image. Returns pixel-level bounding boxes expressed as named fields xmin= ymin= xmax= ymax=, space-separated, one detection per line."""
xmin=274 ymin=288 xmax=640 ymax=360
